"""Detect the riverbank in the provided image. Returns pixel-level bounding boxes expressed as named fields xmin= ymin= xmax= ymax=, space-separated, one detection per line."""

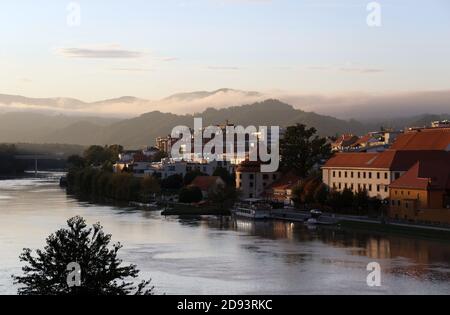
xmin=270 ymin=208 xmax=450 ymax=240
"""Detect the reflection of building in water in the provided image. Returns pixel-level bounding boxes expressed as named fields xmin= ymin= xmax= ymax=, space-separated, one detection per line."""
xmin=366 ymin=238 xmax=391 ymax=259
xmin=271 ymin=221 xmax=295 ymax=240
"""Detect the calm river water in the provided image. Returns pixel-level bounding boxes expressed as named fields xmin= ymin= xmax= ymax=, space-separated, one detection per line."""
xmin=0 ymin=173 xmax=449 ymax=295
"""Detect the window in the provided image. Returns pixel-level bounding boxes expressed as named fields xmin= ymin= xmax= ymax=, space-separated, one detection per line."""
xmin=384 ymin=186 xmax=388 ymax=193
xmin=395 ymin=172 xmax=401 ymax=180
xmin=249 ymin=182 xmax=254 ymax=188
xmin=377 ymin=172 xmax=380 ymax=179
xmin=345 ymin=183 xmax=348 ymax=189
xmin=351 ymin=172 xmax=354 ymax=178
xmin=333 ymin=171 xmax=336 ymax=177
xmin=377 ymin=185 xmax=380 ymax=192
xmin=369 ymin=184 xmax=372 ymax=191
xmin=385 ymin=173 xmax=388 ymax=180
xmin=358 ymin=172 xmax=361 ymax=179
xmin=363 ymin=172 xmax=367 ymax=179
xmin=339 ymin=171 xmax=342 ymax=178
xmin=338 ymin=183 xmax=342 ymax=189
xmin=369 ymin=172 xmax=372 ymax=179
xmin=249 ymin=174 xmax=254 ymax=180
xmin=351 ymin=184 xmax=354 ymax=190
xmin=345 ymin=171 xmax=348 ymax=178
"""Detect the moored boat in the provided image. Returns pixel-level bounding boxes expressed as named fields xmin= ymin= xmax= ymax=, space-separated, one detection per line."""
xmin=232 ymin=199 xmax=272 ymax=220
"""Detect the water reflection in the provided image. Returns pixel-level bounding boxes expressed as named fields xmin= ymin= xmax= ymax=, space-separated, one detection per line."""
xmin=1 ymin=174 xmax=450 ymax=295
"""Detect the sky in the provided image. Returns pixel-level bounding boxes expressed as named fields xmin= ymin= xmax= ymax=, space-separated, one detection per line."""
xmin=1 ymin=0 xmax=450 ymax=102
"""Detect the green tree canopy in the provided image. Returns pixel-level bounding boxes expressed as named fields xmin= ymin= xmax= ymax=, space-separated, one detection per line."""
xmin=12 ymin=216 xmax=153 ymax=295
xmin=179 ymin=186 xmax=203 ymax=204
xmin=280 ymin=124 xmax=331 ymax=177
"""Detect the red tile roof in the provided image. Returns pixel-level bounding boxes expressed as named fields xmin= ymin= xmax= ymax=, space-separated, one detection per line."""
xmin=322 ymin=152 xmax=390 ymax=169
xmin=267 ymin=172 xmax=301 ymax=191
xmin=390 ymin=156 xmax=450 ymax=190
xmin=190 ymin=176 xmax=224 ymax=191
xmin=332 ymin=134 xmax=359 ymax=148
xmin=322 ymin=150 xmax=449 ymax=171
xmin=391 ymin=128 xmax=450 ymax=151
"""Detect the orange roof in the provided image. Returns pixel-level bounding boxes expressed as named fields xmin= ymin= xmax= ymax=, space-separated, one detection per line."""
xmin=190 ymin=176 xmax=223 ymax=191
xmin=391 ymin=128 xmax=450 ymax=151
xmin=390 ymin=156 xmax=450 ymax=190
xmin=267 ymin=172 xmax=301 ymax=191
xmin=323 ymin=150 xmax=449 ymax=171
xmin=332 ymin=134 xmax=359 ymax=147
xmin=322 ymin=152 xmax=390 ymax=169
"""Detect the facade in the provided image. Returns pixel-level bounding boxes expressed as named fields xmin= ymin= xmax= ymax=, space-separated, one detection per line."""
xmin=389 ymin=158 xmax=450 ymax=225
xmin=235 ymin=161 xmax=280 ymax=199
xmin=264 ymin=172 xmax=301 ymax=205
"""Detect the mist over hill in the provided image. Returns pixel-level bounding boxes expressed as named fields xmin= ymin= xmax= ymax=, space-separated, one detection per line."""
xmin=0 ymin=100 xmax=370 ymax=147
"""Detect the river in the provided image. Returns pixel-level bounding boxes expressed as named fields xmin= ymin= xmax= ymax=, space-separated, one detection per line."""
xmin=0 ymin=173 xmax=449 ymax=295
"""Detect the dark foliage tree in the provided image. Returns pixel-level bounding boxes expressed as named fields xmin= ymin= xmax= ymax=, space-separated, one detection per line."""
xmin=179 ymin=186 xmax=203 ymax=203
xmin=212 ymin=167 xmax=234 ymax=186
xmin=208 ymin=185 xmax=240 ymax=210
xmin=12 ymin=216 xmax=153 ymax=295
xmin=280 ymin=124 xmax=331 ymax=177
xmin=161 ymin=174 xmax=184 ymax=191
xmin=0 ymin=144 xmax=25 ymax=175
xmin=67 ymin=155 xmax=86 ymax=169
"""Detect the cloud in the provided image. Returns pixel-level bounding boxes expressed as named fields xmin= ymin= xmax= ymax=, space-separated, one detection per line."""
xmin=56 ymin=46 xmax=146 ymax=59
xmin=110 ymin=67 xmax=153 ymax=72
xmin=206 ymin=66 xmax=242 ymax=71
xmin=339 ymin=67 xmax=384 ymax=74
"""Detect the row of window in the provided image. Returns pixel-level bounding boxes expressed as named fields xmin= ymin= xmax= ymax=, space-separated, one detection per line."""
xmin=331 ymin=170 xmax=402 ymax=180
xmin=333 ymin=182 xmax=388 ymax=193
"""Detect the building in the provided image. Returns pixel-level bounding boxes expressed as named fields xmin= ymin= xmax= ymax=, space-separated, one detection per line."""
xmin=143 ymin=159 xmax=234 ymax=180
xmin=391 ymin=127 xmax=450 ymax=151
xmin=235 ymin=161 xmax=280 ymax=199
xmin=322 ymin=128 xmax=450 ymax=200
xmin=331 ymin=134 xmax=359 ymax=152
xmin=431 ymin=120 xmax=450 ymax=128
xmin=322 ymin=150 xmax=449 ymax=199
xmin=190 ymin=176 xmax=226 ymax=198
xmin=264 ymin=172 xmax=301 ymax=205
xmin=389 ymin=157 xmax=450 ymax=225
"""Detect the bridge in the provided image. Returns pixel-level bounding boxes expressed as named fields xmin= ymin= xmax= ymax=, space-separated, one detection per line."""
xmin=14 ymin=155 xmax=66 ymax=175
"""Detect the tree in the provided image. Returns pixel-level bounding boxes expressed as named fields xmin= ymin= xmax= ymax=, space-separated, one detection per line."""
xmin=83 ymin=146 xmax=112 ymax=166
xmin=161 ymin=174 xmax=184 ymax=190
xmin=179 ymin=186 xmax=203 ymax=203
xmin=67 ymin=155 xmax=86 ymax=169
xmin=12 ymin=216 xmax=153 ymax=295
xmin=280 ymin=124 xmax=331 ymax=177
xmin=140 ymin=176 xmax=161 ymax=202
xmin=212 ymin=167 xmax=234 ymax=186
xmin=314 ymin=183 xmax=328 ymax=205
xmin=208 ymin=185 xmax=240 ymax=210
xmin=341 ymin=188 xmax=354 ymax=208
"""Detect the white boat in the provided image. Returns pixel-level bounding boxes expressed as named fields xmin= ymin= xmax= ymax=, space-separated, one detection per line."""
xmin=232 ymin=199 xmax=272 ymax=220
xmin=305 ymin=209 xmax=323 ymax=225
